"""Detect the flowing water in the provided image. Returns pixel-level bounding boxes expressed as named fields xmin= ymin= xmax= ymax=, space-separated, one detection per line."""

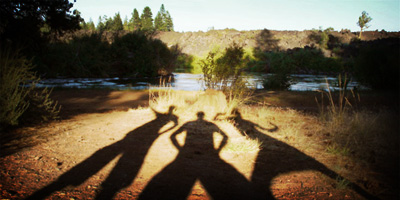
xmin=35 ymin=73 xmax=365 ymax=91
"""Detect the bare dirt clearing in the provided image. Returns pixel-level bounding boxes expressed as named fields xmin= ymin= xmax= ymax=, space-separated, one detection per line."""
xmin=0 ymin=89 xmax=398 ymax=199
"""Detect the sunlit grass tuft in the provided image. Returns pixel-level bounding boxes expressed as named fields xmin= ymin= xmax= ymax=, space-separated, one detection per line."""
xmin=223 ymin=137 xmax=263 ymax=153
xmin=326 ymin=144 xmax=350 ymax=156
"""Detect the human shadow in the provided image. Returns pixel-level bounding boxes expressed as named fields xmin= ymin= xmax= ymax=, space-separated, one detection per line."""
xmin=138 ymin=112 xmax=260 ymax=200
xmin=216 ymin=109 xmax=377 ymax=199
xmin=26 ymin=106 xmax=178 ymax=200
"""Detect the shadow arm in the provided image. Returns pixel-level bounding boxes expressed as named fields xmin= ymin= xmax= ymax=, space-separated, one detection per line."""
xmin=216 ymin=129 xmax=228 ymax=152
xmin=170 ymin=126 xmax=183 ymax=150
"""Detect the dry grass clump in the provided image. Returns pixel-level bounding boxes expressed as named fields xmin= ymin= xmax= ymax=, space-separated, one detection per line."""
xmin=149 ymin=87 xmax=239 ymax=121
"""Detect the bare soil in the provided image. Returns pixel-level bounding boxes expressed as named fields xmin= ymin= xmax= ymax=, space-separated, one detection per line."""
xmin=0 ymin=89 xmax=398 ymax=199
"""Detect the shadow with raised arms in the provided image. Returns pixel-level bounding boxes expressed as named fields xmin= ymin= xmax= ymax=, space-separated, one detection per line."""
xmin=139 ymin=111 xmax=260 ymax=200
xmin=26 ymin=106 xmax=178 ymax=200
xmin=217 ymin=109 xmax=378 ymax=199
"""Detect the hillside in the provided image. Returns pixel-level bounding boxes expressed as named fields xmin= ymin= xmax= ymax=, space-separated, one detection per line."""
xmin=156 ymin=29 xmax=400 ymax=57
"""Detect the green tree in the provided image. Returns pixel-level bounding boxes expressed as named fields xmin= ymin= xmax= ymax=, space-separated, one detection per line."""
xmin=141 ymin=6 xmax=154 ymax=32
xmin=111 ymin=12 xmax=123 ymax=31
xmin=97 ymin=16 xmax=105 ymax=31
xmin=87 ymin=18 xmax=96 ymax=31
xmin=154 ymin=4 xmax=173 ymax=32
xmin=80 ymin=20 xmax=89 ymax=30
xmin=130 ymin=8 xmax=141 ymax=30
xmin=123 ymin=16 xmax=129 ymax=30
xmin=103 ymin=16 xmax=113 ymax=31
xmin=357 ymin=11 xmax=372 ymax=39
xmin=165 ymin=11 xmax=174 ymax=31
xmin=154 ymin=12 xmax=164 ymax=31
xmin=201 ymin=43 xmax=248 ymax=97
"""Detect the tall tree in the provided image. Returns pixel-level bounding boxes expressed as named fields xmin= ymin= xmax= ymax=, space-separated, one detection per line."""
xmin=123 ymin=16 xmax=129 ymax=31
xmin=154 ymin=4 xmax=174 ymax=32
xmin=130 ymin=8 xmax=141 ymax=30
xmin=165 ymin=11 xmax=174 ymax=31
xmin=154 ymin=12 xmax=164 ymax=31
xmin=357 ymin=11 xmax=372 ymax=39
xmin=87 ymin=18 xmax=95 ymax=31
xmin=112 ymin=12 xmax=123 ymax=31
xmin=141 ymin=6 xmax=154 ymax=32
xmin=97 ymin=16 xmax=105 ymax=31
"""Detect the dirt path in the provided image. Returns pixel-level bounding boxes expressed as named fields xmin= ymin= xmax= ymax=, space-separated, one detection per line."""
xmin=0 ymin=90 xmax=395 ymax=199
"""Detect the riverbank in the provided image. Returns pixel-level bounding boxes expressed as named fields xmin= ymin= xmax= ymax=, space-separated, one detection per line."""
xmin=0 ymin=89 xmax=398 ymax=199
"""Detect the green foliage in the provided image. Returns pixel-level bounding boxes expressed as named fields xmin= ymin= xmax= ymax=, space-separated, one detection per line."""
xmin=36 ymin=32 xmax=179 ymax=78
xmin=0 ymin=49 xmax=35 ymax=126
xmin=309 ymin=27 xmax=334 ymax=49
xmin=131 ymin=9 xmax=142 ymax=31
xmin=353 ymin=39 xmax=399 ymax=90
xmin=261 ymin=52 xmax=294 ymax=90
xmin=255 ymin=47 xmax=343 ymax=90
xmin=141 ymin=7 xmax=154 ymax=32
xmin=154 ymin=12 xmax=164 ymax=31
xmin=111 ymin=13 xmax=124 ymax=31
xmin=200 ymin=43 xmax=250 ymax=99
xmin=165 ymin=11 xmax=174 ymax=32
xmin=23 ymin=88 xmax=60 ymax=123
xmin=335 ymin=176 xmax=351 ymax=189
xmin=357 ymin=11 xmax=372 ymax=38
xmin=0 ymin=48 xmax=60 ymax=127
xmin=175 ymin=54 xmax=195 ymax=73
xmin=112 ymin=33 xmax=179 ymax=76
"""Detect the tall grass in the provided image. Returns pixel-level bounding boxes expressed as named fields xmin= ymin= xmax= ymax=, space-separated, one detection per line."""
xmin=315 ymin=75 xmax=398 ymax=163
xmin=315 ymin=74 xmax=358 ymax=121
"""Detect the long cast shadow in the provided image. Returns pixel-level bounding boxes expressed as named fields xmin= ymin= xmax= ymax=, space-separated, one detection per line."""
xmin=26 ymin=106 xmax=178 ymax=200
xmin=220 ymin=109 xmax=377 ymax=199
xmin=139 ymin=112 xmax=260 ymax=200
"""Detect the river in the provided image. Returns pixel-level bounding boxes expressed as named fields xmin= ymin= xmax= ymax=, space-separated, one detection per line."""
xmin=35 ymin=73 xmax=364 ymax=91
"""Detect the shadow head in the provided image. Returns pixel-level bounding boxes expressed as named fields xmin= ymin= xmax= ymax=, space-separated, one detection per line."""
xmin=196 ymin=111 xmax=205 ymax=120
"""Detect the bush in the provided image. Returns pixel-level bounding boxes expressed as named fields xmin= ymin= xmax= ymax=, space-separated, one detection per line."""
xmin=200 ymin=43 xmax=250 ymax=100
xmin=0 ymin=48 xmax=35 ymax=126
xmin=260 ymin=52 xmax=295 ymax=90
xmin=0 ymin=48 xmax=60 ymax=128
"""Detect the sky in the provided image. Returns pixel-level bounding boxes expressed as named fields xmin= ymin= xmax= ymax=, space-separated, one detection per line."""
xmin=71 ymin=0 xmax=400 ymax=32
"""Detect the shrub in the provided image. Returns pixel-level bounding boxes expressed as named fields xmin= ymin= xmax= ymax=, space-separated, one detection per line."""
xmin=0 ymin=48 xmax=35 ymax=126
xmin=261 ymin=52 xmax=295 ymax=90
xmin=175 ymin=54 xmax=194 ymax=73
xmin=200 ymin=43 xmax=251 ymax=100
xmin=1 ymin=48 xmax=60 ymax=128
xmin=308 ymin=27 xmax=334 ymax=49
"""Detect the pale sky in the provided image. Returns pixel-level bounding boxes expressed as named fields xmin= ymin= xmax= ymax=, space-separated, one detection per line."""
xmin=72 ymin=0 xmax=400 ymax=32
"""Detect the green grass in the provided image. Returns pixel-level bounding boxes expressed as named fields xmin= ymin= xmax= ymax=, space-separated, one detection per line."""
xmin=326 ymin=144 xmax=350 ymax=156
xmin=335 ymin=176 xmax=351 ymax=190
